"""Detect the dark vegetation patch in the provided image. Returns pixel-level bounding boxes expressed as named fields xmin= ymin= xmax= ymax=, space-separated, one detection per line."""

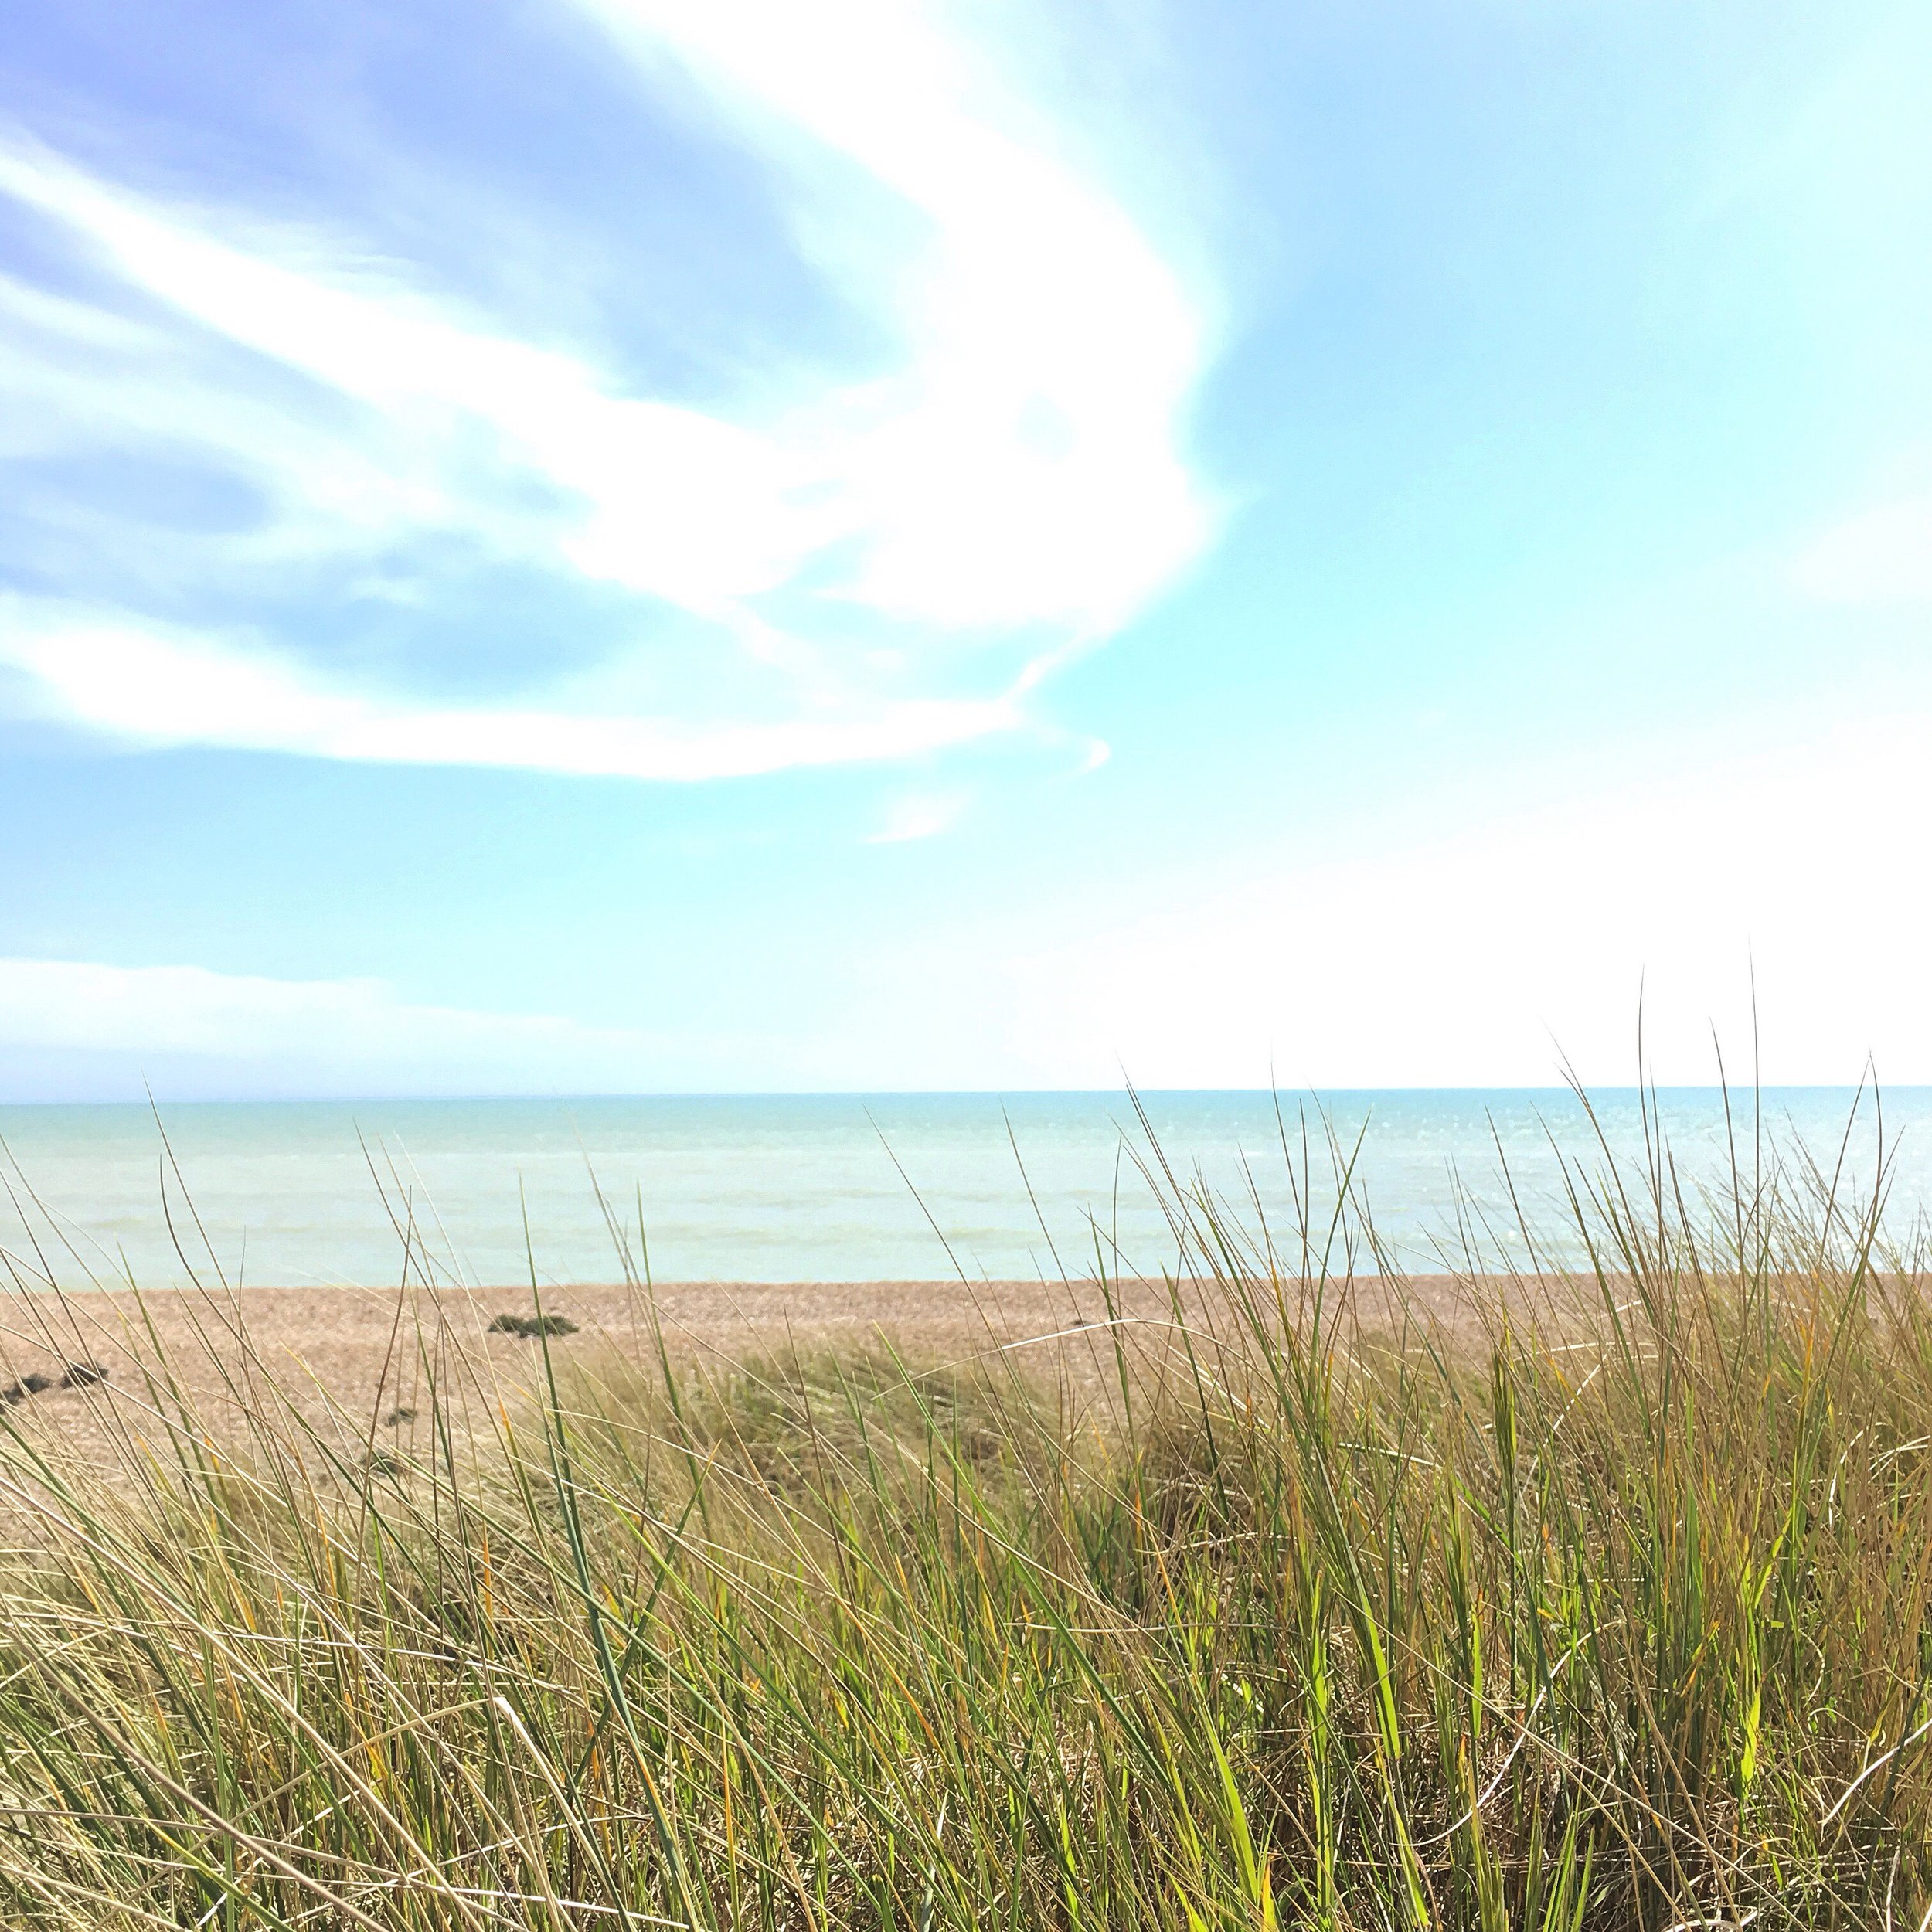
xmin=487 ymin=1311 xmax=580 ymax=1339
xmin=0 ymin=1360 xmax=108 ymax=1406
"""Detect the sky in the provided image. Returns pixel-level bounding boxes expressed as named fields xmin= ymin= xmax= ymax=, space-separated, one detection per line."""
xmin=1 ymin=0 xmax=1928 ymax=1099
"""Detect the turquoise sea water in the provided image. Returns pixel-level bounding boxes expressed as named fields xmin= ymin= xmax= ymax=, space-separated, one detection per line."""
xmin=0 ymin=1090 xmax=1926 ymax=1290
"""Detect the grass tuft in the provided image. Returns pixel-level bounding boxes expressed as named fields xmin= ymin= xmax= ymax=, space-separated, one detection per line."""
xmin=0 ymin=1085 xmax=1927 ymax=1927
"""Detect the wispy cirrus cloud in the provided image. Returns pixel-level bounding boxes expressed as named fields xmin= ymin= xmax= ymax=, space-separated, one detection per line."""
xmin=0 ymin=135 xmax=819 ymax=611
xmin=0 ymin=1 xmax=1217 ymax=782
xmin=0 ymin=601 xmax=1017 ymax=781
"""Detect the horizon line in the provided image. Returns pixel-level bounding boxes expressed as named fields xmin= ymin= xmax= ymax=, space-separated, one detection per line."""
xmin=2 ymin=1082 xmax=1922 ymax=1107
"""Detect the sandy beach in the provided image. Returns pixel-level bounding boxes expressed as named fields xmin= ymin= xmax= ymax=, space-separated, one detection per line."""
xmin=0 ymin=1269 xmax=1506 ymax=1468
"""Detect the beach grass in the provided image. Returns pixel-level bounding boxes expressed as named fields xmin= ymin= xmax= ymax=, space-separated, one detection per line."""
xmin=1 ymin=1089 xmax=1930 ymax=1927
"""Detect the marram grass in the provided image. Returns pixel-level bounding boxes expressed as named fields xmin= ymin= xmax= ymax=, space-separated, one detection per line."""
xmin=1 ymin=1094 xmax=1930 ymax=1929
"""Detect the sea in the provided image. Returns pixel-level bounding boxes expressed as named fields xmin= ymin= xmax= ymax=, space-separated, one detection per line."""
xmin=0 ymin=1089 xmax=1927 ymax=1291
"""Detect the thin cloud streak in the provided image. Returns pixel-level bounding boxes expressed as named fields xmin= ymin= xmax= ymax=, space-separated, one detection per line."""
xmin=0 ymin=957 xmax=681 ymax=1095
xmin=0 ymin=957 xmax=590 ymax=1057
xmin=0 ymin=604 xmax=1020 ymax=781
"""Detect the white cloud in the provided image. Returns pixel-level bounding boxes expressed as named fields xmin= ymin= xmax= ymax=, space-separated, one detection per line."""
xmin=571 ymin=0 xmax=1214 ymax=632
xmin=1794 ymin=492 xmax=1932 ymax=604
xmin=0 ymin=14 xmax=1216 ymax=778
xmin=0 ymin=293 xmax=463 ymax=581
xmin=0 ymin=602 xmax=1016 ymax=781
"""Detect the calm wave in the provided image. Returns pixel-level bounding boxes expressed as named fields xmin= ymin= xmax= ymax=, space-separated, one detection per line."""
xmin=1 ymin=1089 xmax=1925 ymax=1288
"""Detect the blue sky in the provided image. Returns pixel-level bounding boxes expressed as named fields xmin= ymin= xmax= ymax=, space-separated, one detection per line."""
xmin=2 ymin=0 xmax=1928 ymax=1097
